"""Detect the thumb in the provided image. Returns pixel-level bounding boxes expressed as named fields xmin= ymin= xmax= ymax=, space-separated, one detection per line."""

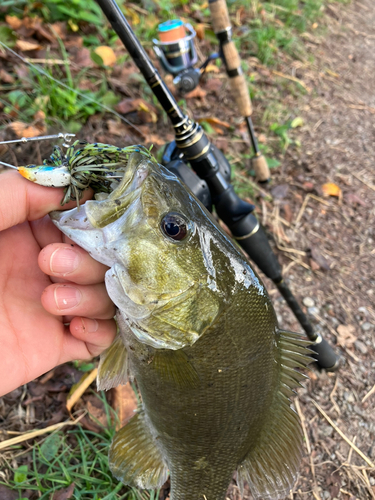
xmin=0 ymin=170 xmax=92 ymax=231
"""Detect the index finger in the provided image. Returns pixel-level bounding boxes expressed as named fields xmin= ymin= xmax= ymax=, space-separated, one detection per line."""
xmin=39 ymin=242 xmax=109 ymax=285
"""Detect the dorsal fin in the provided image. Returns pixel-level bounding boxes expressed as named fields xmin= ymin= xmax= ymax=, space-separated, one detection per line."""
xmin=109 ymin=409 xmax=169 ymax=489
xmin=237 ymin=329 xmax=311 ymax=500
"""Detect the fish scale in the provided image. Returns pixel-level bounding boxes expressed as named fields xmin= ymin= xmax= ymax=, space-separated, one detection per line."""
xmin=50 ymin=151 xmax=311 ymax=500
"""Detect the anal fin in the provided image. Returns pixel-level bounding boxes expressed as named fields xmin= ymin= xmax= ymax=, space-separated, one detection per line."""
xmin=109 ymin=409 xmax=168 ymax=489
xmin=97 ymin=334 xmax=128 ymax=391
xmin=237 ymin=329 xmax=311 ymax=500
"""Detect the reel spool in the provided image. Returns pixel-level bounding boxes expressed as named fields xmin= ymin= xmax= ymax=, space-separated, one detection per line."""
xmin=153 ymin=20 xmax=200 ymax=93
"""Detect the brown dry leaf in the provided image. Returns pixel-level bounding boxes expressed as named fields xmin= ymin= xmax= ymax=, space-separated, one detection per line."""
xmin=66 ymin=368 xmax=98 ymax=412
xmin=86 ymin=398 xmax=108 ymax=427
xmin=15 ymin=39 xmax=42 ymax=51
xmin=204 ymin=78 xmax=222 ymax=95
xmin=322 ymin=182 xmax=342 ymax=197
xmin=146 ymin=134 xmax=167 ymax=146
xmin=123 ymin=6 xmax=140 ymax=25
xmin=205 ymin=63 xmax=220 ymax=73
xmin=34 ymin=110 xmax=46 ymax=121
xmin=8 ymin=121 xmax=42 ymax=138
xmin=185 ymin=87 xmax=207 ymax=99
xmin=106 ymin=119 xmax=130 ymax=137
xmin=94 ymin=46 xmax=117 ymax=66
xmin=115 ymin=98 xmax=156 ymax=118
xmin=5 ymin=15 xmax=22 ymax=30
xmin=336 ymin=324 xmax=357 ymax=348
xmin=73 ymin=47 xmax=93 ymax=68
xmin=345 ymin=192 xmax=367 ymax=207
xmin=199 ymin=116 xmax=230 ymax=128
xmin=51 ymin=483 xmax=75 ymax=500
xmin=0 ymin=69 xmax=15 ymax=84
xmin=308 ymin=246 xmax=332 ymax=271
xmin=111 ymin=384 xmax=138 ymax=429
xmin=195 ymin=23 xmax=206 ymax=40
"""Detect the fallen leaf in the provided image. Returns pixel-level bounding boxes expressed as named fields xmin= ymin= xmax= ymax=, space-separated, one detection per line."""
xmin=73 ymin=47 xmax=94 ymax=68
xmin=94 ymin=46 xmax=117 ymax=66
xmin=115 ymin=98 xmax=156 ymax=117
xmin=307 ymin=246 xmax=332 ymax=271
xmin=185 ymin=87 xmax=207 ymax=99
xmin=199 ymin=116 xmax=230 ymax=129
xmin=51 ymin=483 xmax=75 ymax=500
xmin=66 ymin=368 xmax=98 ymax=412
xmin=0 ymin=485 xmax=18 ymax=500
xmin=5 ymin=15 xmax=22 ymax=30
xmin=345 ymin=192 xmax=367 ymax=207
xmin=87 ymin=398 xmax=108 ymax=427
xmin=336 ymin=324 xmax=357 ymax=348
xmin=291 ymin=117 xmax=304 ymax=128
xmin=0 ymin=69 xmax=15 ymax=84
xmin=322 ymin=182 xmax=342 ymax=197
xmin=106 ymin=119 xmax=131 ymax=137
xmin=205 ymin=63 xmax=220 ymax=73
xmin=204 ymin=78 xmax=222 ymax=95
xmin=8 ymin=121 xmax=43 ymax=138
xmin=15 ymin=39 xmax=42 ymax=51
xmin=271 ymin=184 xmax=289 ymax=200
xmin=111 ymin=384 xmax=137 ymax=429
xmin=195 ymin=23 xmax=205 ymax=40
xmin=303 ymin=181 xmax=314 ymax=192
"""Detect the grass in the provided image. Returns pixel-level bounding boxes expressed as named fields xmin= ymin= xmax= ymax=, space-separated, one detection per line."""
xmin=0 ymin=392 xmax=159 ymax=500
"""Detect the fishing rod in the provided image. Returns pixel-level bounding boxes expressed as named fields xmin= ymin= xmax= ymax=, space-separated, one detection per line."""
xmin=95 ymin=0 xmax=338 ymax=370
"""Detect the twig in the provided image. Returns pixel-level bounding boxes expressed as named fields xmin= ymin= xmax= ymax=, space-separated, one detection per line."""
xmin=295 ymin=398 xmax=311 ymax=454
xmin=352 ymin=172 xmax=375 ymax=192
xmin=272 ymin=70 xmax=311 ymax=93
xmin=312 ymin=400 xmax=375 ymax=467
xmin=0 ymin=414 xmax=85 ymax=450
xmin=25 ymin=58 xmax=70 ymax=65
xmin=284 ymin=254 xmax=311 ymax=270
xmin=362 ymin=383 xmax=375 ymax=403
xmin=329 ymin=376 xmax=341 ymax=415
xmin=347 ymin=435 xmax=356 ymax=464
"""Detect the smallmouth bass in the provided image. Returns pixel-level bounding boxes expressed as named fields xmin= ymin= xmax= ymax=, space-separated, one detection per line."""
xmin=50 ymin=152 xmax=310 ymax=500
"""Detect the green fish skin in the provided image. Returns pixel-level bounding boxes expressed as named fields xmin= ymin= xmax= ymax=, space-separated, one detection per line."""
xmin=50 ymin=152 xmax=310 ymax=500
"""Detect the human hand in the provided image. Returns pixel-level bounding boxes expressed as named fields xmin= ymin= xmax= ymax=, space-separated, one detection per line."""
xmin=0 ymin=171 xmax=116 ymax=397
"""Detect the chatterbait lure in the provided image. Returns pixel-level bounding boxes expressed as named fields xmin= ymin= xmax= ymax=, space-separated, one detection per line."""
xmin=0 ymin=135 xmax=152 ymax=205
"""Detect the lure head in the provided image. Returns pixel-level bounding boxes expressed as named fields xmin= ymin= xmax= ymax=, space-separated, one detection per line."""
xmin=18 ymin=165 xmax=71 ymax=188
xmin=51 ymin=152 xmax=265 ymax=349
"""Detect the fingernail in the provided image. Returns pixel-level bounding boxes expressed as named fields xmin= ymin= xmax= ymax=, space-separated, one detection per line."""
xmin=50 ymin=248 xmax=81 ymax=275
xmin=54 ymin=285 xmax=82 ymax=310
xmin=81 ymin=318 xmax=99 ymax=333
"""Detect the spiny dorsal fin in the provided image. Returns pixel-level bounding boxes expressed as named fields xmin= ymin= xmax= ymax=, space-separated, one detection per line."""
xmin=109 ymin=409 xmax=168 ymax=489
xmin=97 ymin=335 xmax=128 ymax=391
xmin=237 ymin=329 xmax=311 ymax=500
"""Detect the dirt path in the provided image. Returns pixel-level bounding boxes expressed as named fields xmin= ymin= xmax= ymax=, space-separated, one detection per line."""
xmin=256 ymin=0 xmax=375 ymax=498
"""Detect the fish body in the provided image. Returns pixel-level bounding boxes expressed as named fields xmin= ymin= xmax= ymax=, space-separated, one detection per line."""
xmin=50 ymin=152 xmax=310 ymax=500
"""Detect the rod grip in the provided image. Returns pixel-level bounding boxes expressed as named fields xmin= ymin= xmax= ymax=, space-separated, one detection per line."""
xmin=251 ymin=154 xmax=270 ymax=183
xmin=222 ymin=42 xmax=252 ymax=116
xmin=209 ymin=0 xmax=231 ymax=32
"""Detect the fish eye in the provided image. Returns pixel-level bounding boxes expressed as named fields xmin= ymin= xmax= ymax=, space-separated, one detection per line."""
xmin=161 ymin=212 xmax=188 ymax=241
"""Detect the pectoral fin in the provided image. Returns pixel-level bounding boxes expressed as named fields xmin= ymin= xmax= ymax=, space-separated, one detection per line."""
xmin=109 ymin=410 xmax=168 ymax=489
xmin=97 ymin=335 xmax=128 ymax=391
xmin=237 ymin=330 xmax=311 ymax=500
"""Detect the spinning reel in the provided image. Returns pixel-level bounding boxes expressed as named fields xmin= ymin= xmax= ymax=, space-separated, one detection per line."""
xmin=153 ymin=19 xmax=219 ymax=94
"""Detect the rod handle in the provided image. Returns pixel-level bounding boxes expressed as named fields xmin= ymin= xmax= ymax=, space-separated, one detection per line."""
xmin=209 ymin=0 xmax=231 ymax=32
xmin=222 ymin=43 xmax=252 ymax=116
xmin=251 ymin=154 xmax=270 ymax=183
xmin=209 ymin=0 xmax=252 ymax=117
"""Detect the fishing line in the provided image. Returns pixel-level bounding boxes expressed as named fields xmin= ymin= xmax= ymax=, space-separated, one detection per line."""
xmin=0 ymin=41 xmax=143 ymax=136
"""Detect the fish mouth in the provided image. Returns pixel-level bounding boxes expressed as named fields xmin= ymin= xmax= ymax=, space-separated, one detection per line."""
xmin=51 ymin=152 xmax=151 ymax=230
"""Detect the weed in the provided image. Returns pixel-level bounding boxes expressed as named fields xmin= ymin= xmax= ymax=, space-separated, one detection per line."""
xmin=0 ymin=392 xmax=157 ymax=500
